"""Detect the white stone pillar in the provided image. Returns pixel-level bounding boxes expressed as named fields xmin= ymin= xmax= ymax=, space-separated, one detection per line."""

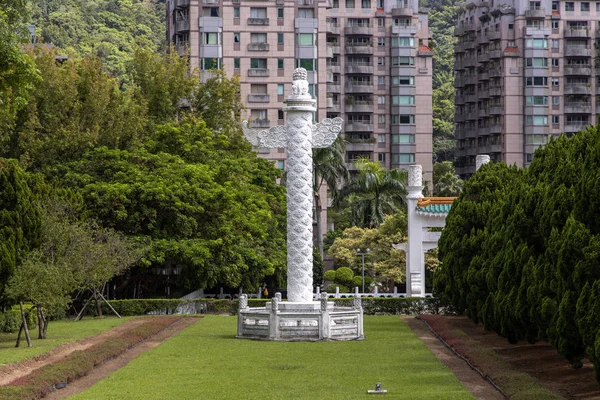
xmin=406 ymin=165 xmax=424 ymax=297
xmin=476 ymin=155 xmax=491 ymax=171
xmin=283 ymin=69 xmax=316 ymax=303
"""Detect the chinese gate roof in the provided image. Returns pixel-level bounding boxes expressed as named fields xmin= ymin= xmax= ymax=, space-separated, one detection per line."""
xmin=416 ymin=197 xmax=456 ymax=215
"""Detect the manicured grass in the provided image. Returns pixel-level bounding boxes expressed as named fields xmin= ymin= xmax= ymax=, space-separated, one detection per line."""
xmin=0 ymin=317 xmax=132 ymax=365
xmin=70 ymin=316 xmax=474 ymax=400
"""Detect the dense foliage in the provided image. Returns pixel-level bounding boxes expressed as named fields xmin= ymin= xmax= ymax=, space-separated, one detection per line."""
xmin=436 ymin=125 xmax=600 ymax=381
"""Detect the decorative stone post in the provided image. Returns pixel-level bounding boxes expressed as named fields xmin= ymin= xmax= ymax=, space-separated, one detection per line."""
xmin=476 ymin=155 xmax=491 ymax=171
xmin=243 ymin=68 xmax=343 ymax=303
xmin=406 ymin=165 xmax=425 ymax=297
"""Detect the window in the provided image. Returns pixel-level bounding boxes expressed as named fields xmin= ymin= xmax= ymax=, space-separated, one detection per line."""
xmin=378 ymin=115 xmax=386 ymax=124
xmin=204 ymin=32 xmax=219 ymax=45
xmin=278 ymin=110 xmax=284 ymax=120
xmin=552 ymin=96 xmax=560 ymax=105
xmin=201 ymin=58 xmax=221 ymax=70
xmin=277 ymin=160 xmax=285 ymax=170
xmin=278 ymin=7 xmax=284 ymax=18
xmin=526 ymin=96 xmax=548 ymax=105
xmin=251 ymin=109 xmax=267 ymax=120
xmin=251 ymin=33 xmax=267 ymax=43
xmin=525 ymin=115 xmax=548 ymax=125
xmin=233 ymin=7 xmax=240 ymax=18
xmin=377 ymin=57 xmax=385 ymax=65
xmin=508 ymin=23 xmax=514 ymax=30
xmin=525 ymin=134 xmax=549 ymax=144
xmin=278 ymin=33 xmax=284 ymax=45
xmin=392 ymin=153 xmax=415 ymax=163
xmin=597 ymin=2 xmax=600 ymax=12
xmin=526 ymin=58 xmax=548 ymax=67
xmin=297 ymin=33 xmax=314 ymax=46
xmin=251 ymin=84 xmax=267 ymax=94
xmin=278 ymin=59 xmax=284 ymax=69
xmin=298 ymin=8 xmax=314 ymax=18
xmin=552 ymin=58 xmax=559 ymax=67
xmin=565 ymin=2 xmax=574 ymax=11
xmin=250 ymin=8 xmax=267 ymax=18
xmin=362 ymin=0 xmax=370 ymax=8
xmin=278 ymin=84 xmax=284 ymax=95
xmin=392 ymin=95 xmax=415 ymax=105
xmin=378 ymin=153 xmax=386 ymax=162
xmin=552 ymin=39 xmax=559 ymax=48
xmin=377 ymin=95 xmax=385 ymax=104
xmin=397 ymin=115 xmax=415 ymax=124
xmin=581 ymin=2 xmax=590 ymax=11
xmin=234 ymin=32 xmax=240 ymax=43
xmin=377 ymin=18 xmax=385 ymax=27
xmin=378 ymin=37 xmax=385 ymax=47
xmin=552 ymin=115 xmax=560 ymax=124
xmin=296 ymin=59 xmax=315 ymax=71
xmin=552 ymin=77 xmax=559 ymax=86
xmin=250 ymin=58 xmax=267 ymax=69
xmin=391 ymin=37 xmax=415 ymax=47
xmin=234 ymin=58 xmax=240 ymax=69
xmin=346 ymin=0 xmax=355 ymax=8
xmin=378 ymin=76 xmax=385 ymax=85
xmin=203 ymin=7 xmax=219 ymax=17
xmin=393 ymin=76 xmax=414 ymax=85
xmin=551 ymin=20 xmax=559 ymax=29
xmin=398 ymin=134 xmax=415 ymax=143
xmin=525 ymin=38 xmax=548 ymax=48
xmin=525 ymin=76 xmax=548 ymax=86
xmin=392 ymin=56 xmax=414 ymax=65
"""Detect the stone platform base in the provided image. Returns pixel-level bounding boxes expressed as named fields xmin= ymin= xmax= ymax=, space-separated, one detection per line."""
xmin=236 ymin=294 xmax=364 ymax=341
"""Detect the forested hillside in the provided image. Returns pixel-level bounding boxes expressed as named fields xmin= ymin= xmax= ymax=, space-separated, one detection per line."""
xmin=423 ymin=0 xmax=461 ymax=162
xmin=30 ymin=0 xmax=166 ymax=78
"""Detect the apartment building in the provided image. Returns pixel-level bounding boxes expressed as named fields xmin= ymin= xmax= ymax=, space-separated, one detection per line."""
xmin=455 ymin=0 xmax=600 ymax=177
xmin=166 ymin=0 xmax=433 ymax=183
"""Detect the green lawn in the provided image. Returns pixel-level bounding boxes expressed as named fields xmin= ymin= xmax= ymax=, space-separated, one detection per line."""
xmin=70 ymin=316 xmax=474 ymax=400
xmin=0 ymin=317 xmax=132 ymax=365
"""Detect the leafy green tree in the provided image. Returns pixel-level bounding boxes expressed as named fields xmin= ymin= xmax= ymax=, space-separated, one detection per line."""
xmin=335 ymin=158 xmax=407 ymax=228
xmin=433 ymin=161 xmax=463 ymax=196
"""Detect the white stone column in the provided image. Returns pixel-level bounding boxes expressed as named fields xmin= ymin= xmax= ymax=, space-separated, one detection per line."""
xmin=476 ymin=155 xmax=491 ymax=171
xmin=406 ymin=165 xmax=424 ymax=297
xmin=283 ymin=70 xmax=316 ymax=303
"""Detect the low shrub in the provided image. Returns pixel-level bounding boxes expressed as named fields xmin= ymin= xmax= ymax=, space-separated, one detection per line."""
xmin=326 ymin=284 xmax=350 ymax=293
xmin=0 ymin=304 xmax=38 ymax=333
xmin=334 ymin=267 xmax=354 ymax=285
xmin=322 ymin=270 xmax=336 ymax=282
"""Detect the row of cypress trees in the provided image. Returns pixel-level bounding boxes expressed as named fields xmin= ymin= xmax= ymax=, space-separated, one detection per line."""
xmin=435 ymin=124 xmax=600 ymax=381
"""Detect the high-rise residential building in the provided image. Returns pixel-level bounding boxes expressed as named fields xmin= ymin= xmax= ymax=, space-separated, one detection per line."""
xmin=166 ymin=0 xmax=433 ymax=180
xmin=454 ymin=0 xmax=600 ymax=177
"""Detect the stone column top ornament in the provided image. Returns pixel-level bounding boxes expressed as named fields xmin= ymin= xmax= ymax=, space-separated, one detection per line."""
xmin=408 ymin=165 xmax=423 ymax=187
xmin=476 ymin=155 xmax=491 ymax=171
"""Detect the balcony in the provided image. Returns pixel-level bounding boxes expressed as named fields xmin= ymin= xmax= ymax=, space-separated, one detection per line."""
xmin=463 ymin=39 xmax=476 ymax=50
xmin=489 ymin=68 xmax=502 ymax=77
xmin=478 ymin=72 xmax=489 ymax=81
xmin=247 ymin=68 xmax=270 ymax=77
xmin=564 ymin=103 xmax=592 ymax=113
xmin=564 ymin=28 xmax=590 ymax=38
xmin=454 ymin=95 xmax=465 ymax=105
xmin=489 ymin=125 xmax=503 ymax=134
xmin=464 ymin=75 xmax=476 ymax=85
xmin=346 ymin=142 xmax=375 ymax=152
xmin=564 ymin=84 xmax=592 ymax=95
xmin=326 ymin=71 xmax=334 ymax=83
xmin=345 ymin=64 xmax=374 ymax=74
xmin=326 ymin=22 xmax=340 ymax=35
xmin=248 ymin=18 xmax=269 ymax=25
xmin=564 ymin=66 xmax=592 ymax=75
xmin=345 ymin=45 xmax=373 ymax=54
xmin=489 ymin=50 xmax=502 ymax=59
xmin=327 ymin=84 xmax=341 ymax=93
xmin=248 ymin=43 xmax=269 ymax=51
xmin=345 ymin=122 xmax=374 ymax=132
xmin=488 ymin=31 xmax=502 ymax=41
xmin=176 ymin=20 xmax=190 ymax=32
xmin=345 ymin=83 xmax=374 ymax=93
xmin=175 ymin=43 xmax=187 ymax=56
xmin=489 ymin=106 xmax=503 ymax=115
xmin=249 ymin=120 xmax=270 ymax=128
xmin=345 ymin=26 xmax=373 ymax=35
xmin=204 ymin=0 xmax=219 ymax=3
xmin=465 ymin=112 xmax=477 ymax=120
xmin=478 ymin=108 xmax=488 ymax=118
xmin=175 ymin=0 xmax=189 ymax=8
xmin=392 ymin=25 xmax=417 ymax=35
xmin=479 ymin=89 xmax=489 ymax=98
xmin=465 ymin=94 xmax=478 ymax=103
xmin=463 ymin=57 xmax=477 ymax=68
xmin=327 ymin=44 xmax=341 ymax=54
xmin=345 ymin=102 xmax=373 ymax=113
xmin=564 ymin=122 xmax=589 ymax=133
xmin=524 ymin=7 xmax=546 ymax=18
xmin=327 ymin=63 xmax=341 ymax=74
xmin=391 ymin=7 xmax=413 ymax=17
xmin=489 ymin=87 xmax=502 ymax=97
xmin=478 ymin=53 xmax=489 ymax=63
xmin=565 ymin=46 xmax=592 ymax=57
xmin=462 ymin=23 xmax=475 ymax=32
xmin=248 ymin=94 xmax=270 ymax=103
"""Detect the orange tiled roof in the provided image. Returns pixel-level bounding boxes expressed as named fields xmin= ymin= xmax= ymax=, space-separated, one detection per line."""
xmin=418 ymin=45 xmax=432 ymax=53
xmin=504 ymin=46 xmax=519 ymax=53
xmin=552 ymin=10 xmax=560 ymax=16
xmin=416 ymin=197 xmax=456 ymax=208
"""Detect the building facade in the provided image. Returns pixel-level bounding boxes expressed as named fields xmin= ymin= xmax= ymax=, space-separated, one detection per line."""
xmin=166 ymin=0 xmax=433 ymax=183
xmin=454 ymin=0 xmax=600 ymax=177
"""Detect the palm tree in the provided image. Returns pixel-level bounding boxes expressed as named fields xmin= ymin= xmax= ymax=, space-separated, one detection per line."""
xmin=335 ymin=158 xmax=407 ymax=228
xmin=313 ymin=136 xmax=349 ymax=258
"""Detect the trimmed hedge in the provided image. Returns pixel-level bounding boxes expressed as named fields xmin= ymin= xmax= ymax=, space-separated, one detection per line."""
xmin=0 ymin=305 xmax=38 ymax=333
xmin=98 ymin=297 xmax=439 ymax=316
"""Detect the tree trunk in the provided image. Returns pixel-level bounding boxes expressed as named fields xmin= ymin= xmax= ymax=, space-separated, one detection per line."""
xmin=95 ymin=289 xmax=103 ymax=317
xmin=19 ymin=302 xmax=31 ymax=347
xmin=37 ymin=307 xmax=43 ymax=339
xmin=15 ymin=322 xmax=23 ymax=348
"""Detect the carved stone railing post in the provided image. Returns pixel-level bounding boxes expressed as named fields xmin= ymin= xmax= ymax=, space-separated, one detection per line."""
xmin=320 ymin=292 xmax=330 ymax=339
